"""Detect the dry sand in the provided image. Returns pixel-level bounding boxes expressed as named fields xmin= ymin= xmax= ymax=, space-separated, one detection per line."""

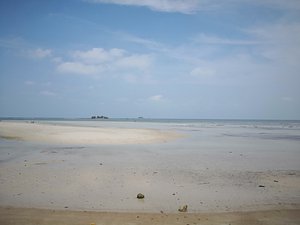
xmin=0 ymin=120 xmax=300 ymax=224
xmin=0 ymin=121 xmax=181 ymax=144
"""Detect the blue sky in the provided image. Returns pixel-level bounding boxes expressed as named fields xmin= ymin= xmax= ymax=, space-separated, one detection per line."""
xmin=0 ymin=0 xmax=300 ymax=119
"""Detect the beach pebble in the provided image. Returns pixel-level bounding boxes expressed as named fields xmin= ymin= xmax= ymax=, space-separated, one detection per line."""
xmin=178 ymin=205 xmax=188 ymax=212
xmin=137 ymin=193 xmax=144 ymax=199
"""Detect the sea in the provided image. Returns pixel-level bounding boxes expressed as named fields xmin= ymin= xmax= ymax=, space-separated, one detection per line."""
xmin=1 ymin=117 xmax=300 ymax=133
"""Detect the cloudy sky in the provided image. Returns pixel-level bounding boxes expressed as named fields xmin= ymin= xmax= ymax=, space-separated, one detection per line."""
xmin=0 ymin=0 xmax=300 ymax=119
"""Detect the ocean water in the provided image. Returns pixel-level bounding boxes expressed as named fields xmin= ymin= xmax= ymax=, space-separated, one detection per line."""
xmin=2 ymin=117 xmax=300 ymax=128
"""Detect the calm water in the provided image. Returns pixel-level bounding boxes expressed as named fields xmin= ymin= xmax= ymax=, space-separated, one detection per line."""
xmin=1 ymin=118 xmax=300 ymax=211
xmin=2 ymin=117 xmax=300 ymax=128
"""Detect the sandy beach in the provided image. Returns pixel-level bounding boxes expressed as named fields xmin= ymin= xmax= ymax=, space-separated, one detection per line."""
xmin=0 ymin=121 xmax=181 ymax=145
xmin=0 ymin=120 xmax=300 ymax=224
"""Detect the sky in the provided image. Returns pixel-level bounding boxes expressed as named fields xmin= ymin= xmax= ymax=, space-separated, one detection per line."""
xmin=0 ymin=0 xmax=300 ymax=119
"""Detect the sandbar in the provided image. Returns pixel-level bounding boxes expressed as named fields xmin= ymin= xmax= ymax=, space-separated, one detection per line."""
xmin=0 ymin=121 xmax=181 ymax=144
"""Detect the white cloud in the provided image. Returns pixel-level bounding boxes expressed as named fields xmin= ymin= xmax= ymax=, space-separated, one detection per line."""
xmin=246 ymin=23 xmax=300 ymax=44
xmin=190 ymin=23 xmax=300 ymax=76
xmin=85 ymin=0 xmax=300 ymax=14
xmin=86 ymin=0 xmax=199 ymax=14
xmin=149 ymin=95 xmax=163 ymax=101
xmin=57 ymin=62 xmax=103 ymax=75
xmin=29 ymin=48 xmax=52 ymax=59
xmin=115 ymin=54 xmax=151 ymax=70
xmin=56 ymin=47 xmax=152 ymax=76
xmin=73 ymin=48 xmax=125 ymax=64
xmin=186 ymin=22 xmax=300 ymax=87
xmin=120 ymin=20 xmax=300 ymax=90
xmin=246 ymin=23 xmax=300 ymax=66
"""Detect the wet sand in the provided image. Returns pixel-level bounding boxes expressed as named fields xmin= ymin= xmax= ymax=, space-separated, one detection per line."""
xmin=1 ymin=207 xmax=300 ymax=225
xmin=0 ymin=120 xmax=300 ymax=224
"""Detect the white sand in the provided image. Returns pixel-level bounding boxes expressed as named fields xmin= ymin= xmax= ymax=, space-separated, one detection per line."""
xmin=0 ymin=121 xmax=181 ymax=144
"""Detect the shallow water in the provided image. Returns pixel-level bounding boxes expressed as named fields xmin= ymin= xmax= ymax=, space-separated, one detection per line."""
xmin=0 ymin=119 xmax=300 ymax=212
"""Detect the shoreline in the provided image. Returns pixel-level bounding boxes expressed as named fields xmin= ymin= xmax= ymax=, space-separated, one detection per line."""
xmin=1 ymin=207 xmax=299 ymax=225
